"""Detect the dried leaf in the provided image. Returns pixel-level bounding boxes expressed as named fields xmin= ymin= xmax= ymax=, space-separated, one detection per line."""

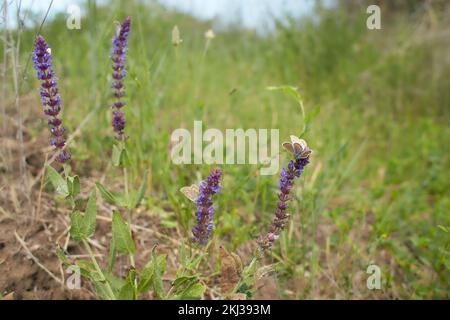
xmin=219 ymin=246 xmax=242 ymax=295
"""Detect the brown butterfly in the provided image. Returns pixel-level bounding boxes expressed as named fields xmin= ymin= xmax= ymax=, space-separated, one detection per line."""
xmin=180 ymin=184 xmax=200 ymax=202
xmin=282 ymin=135 xmax=312 ymax=160
xmin=219 ymin=246 xmax=243 ymax=295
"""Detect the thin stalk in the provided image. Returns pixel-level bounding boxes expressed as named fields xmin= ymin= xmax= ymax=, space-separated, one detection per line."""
xmin=9 ymin=1 xmax=25 ymax=177
xmin=1 ymin=0 xmax=7 ymax=132
xmin=82 ymin=239 xmax=116 ymax=300
xmin=123 ymin=164 xmax=137 ymax=294
xmin=123 ymin=166 xmax=129 ymax=201
xmin=1 ymin=0 xmax=11 ymax=171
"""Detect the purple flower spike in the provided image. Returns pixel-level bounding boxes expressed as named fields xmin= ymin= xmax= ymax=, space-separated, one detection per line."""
xmin=110 ymin=16 xmax=131 ymax=140
xmin=257 ymin=155 xmax=311 ymax=251
xmin=192 ymin=168 xmax=222 ymax=246
xmin=33 ymin=35 xmax=70 ymax=163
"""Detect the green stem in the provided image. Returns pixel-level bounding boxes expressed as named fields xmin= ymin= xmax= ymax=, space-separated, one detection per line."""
xmin=123 ymin=166 xmax=129 ymax=200
xmin=122 ymin=166 xmax=134 ymax=267
xmin=82 ymin=239 xmax=116 ymax=300
xmin=122 ymin=165 xmax=137 ymax=295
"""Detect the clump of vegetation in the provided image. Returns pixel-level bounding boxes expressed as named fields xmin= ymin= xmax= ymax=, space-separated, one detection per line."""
xmin=34 ymin=15 xmax=316 ymax=300
xmin=1 ymin=0 xmax=448 ymax=300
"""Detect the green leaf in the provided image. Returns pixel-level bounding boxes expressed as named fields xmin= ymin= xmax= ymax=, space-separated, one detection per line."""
xmin=68 ymin=190 xmax=97 ymax=242
xmin=172 ymin=276 xmax=197 ymax=289
xmin=75 ymin=259 xmax=96 ymax=279
xmin=131 ymin=171 xmax=147 ymax=208
xmin=305 ymin=105 xmax=321 ymax=123
xmin=70 ymin=211 xmax=85 ymax=242
xmin=111 ymin=211 xmax=136 ymax=254
xmin=178 ymin=282 xmax=205 ymax=299
xmin=112 ymin=144 xmax=123 ymax=167
xmin=152 ymin=252 xmax=166 ymax=299
xmin=56 ymin=246 xmax=70 ymax=268
xmin=437 ymin=225 xmax=450 ymax=234
xmin=118 ymin=270 xmax=137 ymax=300
xmin=138 ymin=254 xmax=166 ymax=293
xmin=107 ymin=238 xmax=117 ymax=273
xmin=96 ymin=182 xmax=119 ymax=205
xmin=46 ymin=165 xmax=69 ymax=196
xmin=137 ymin=263 xmax=154 ymax=293
xmin=67 ymin=175 xmax=81 ymax=197
xmin=241 ymin=257 xmax=258 ymax=287
xmin=84 ymin=189 xmax=97 ymax=238
xmin=179 ymin=242 xmax=187 ymax=268
xmin=102 ymin=272 xmax=124 ymax=295
xmin=90 ymin=271 xmax=106 ymax=282
xmin=266 ymin=85 xmax=302 ymax=102
xmin=121 ymin=147 xmax=131 ymax=167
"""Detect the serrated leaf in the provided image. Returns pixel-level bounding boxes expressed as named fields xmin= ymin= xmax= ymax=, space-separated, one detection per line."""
xmin=112 ymin=211 xmax=136 ymax=254
xmin=46 ymin=165 xmax=69 ymax=196
xmin=70 ymin=211 xmax=85 ymax=242
xmin=131 ymin=171 xmax=147 ymax=208
xmin=84 ymin=189 xmax=97 ymax=238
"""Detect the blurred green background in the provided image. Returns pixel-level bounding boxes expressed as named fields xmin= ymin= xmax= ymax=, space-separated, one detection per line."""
xmin=2 ymin=0 xmax=449 ymax=298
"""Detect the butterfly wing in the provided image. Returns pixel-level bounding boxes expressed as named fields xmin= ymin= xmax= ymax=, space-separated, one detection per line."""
xmin=300 ymin=146 xmax=312 ymax=159
xmin=180 ymin=184 xmax=199 ymax=202
xmin=290 ymin=135 xmax=306 ymax=154
xmin=282 ymin=141 xmax=295 ymax=155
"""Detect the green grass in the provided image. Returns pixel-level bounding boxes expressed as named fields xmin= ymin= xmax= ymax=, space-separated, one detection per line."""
xmin=10 ymin=0 xmax=450 ymax=298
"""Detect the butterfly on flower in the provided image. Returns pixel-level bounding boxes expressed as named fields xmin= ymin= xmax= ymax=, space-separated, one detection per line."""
xmin=282 ymin=135 xmax=312 ymax=160
xmin=180 ymin=184 xmax=200 ymax=202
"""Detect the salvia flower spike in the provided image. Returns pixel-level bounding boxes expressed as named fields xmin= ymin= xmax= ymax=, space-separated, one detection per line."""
xmin=192 ymin=168 xmax=222 ymax=246
xmin=33 ymin=35 xmax=70 ymax=162
xmin=257 ymin=137 xmax=312 ymax=251
xmin=110 ymin=16 xmax=131 ymax=140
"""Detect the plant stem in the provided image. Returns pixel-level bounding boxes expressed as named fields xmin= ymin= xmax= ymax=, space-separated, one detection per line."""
xmin=82 ymin=239 xmax=116 ymax=300
xmin=122 ymin=166 xmax=134 ymax=268
xmin=123 ymin=165 xmax=137 ymax=294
